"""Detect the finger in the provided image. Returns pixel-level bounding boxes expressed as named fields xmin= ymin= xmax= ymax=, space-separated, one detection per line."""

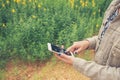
xmin=54 ymin=53 xmax=69 ymax=60
xmin=54 ymin=53 xmax=62 ymax=59
xmin=73 ymin=42 xmax=78 ymax=44
xmin=54 ymin=53 xmax=74 ymax=65
xmin=66 ymin=46 xmax=75 ymax=52
xmin=54 ymin=53 xmax=69 ymax=62
xmin=60 ymin=53 xmax=74 ymax=60
xmin=74 ymin=48 xmax=82 ymax=53
xmin=61 ymin=45 xmax=64 ymax=49
xmin=60 ymin=54 xmax=74 ymax=65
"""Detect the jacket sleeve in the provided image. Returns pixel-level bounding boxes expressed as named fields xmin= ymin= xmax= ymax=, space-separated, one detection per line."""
xmin=73 ymin=58 xmax=120 ymax=80
xmin=86 ymin=36 xmax=98 ymax=50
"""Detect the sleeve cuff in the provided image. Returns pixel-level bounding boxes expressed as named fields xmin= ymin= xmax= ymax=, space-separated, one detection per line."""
xmin=85 ymin=36 xmax=98 ymax=49
xmin=73 ymin=58 xmax=87 ymax=73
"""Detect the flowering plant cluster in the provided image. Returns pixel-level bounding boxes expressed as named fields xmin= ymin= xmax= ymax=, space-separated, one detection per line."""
xmin=0 ymin=0 xmax=112 ymax=68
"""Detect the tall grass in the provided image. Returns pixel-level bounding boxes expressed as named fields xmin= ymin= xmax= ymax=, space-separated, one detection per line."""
xmin=0 ymin=0 xmax=112 ymax=68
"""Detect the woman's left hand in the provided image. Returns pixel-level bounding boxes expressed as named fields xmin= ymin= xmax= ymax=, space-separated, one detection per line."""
xmin=54 ymin=53 xmax=75 ymax=65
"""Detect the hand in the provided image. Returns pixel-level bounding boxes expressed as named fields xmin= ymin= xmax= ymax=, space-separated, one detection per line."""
xmin=67 ymin=40 xmax=90 ymax=54
xmin=54 ymin=53 xmax=74 ymax=65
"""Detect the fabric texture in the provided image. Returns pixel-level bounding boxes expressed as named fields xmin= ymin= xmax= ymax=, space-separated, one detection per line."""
xmin=73 ymin=0 xmax=120 ymax=80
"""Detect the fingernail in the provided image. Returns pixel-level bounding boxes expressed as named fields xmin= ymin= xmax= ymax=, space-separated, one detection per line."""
xmin=58 ymin=52 xmax=61 ymax=56
xmin=65 ymin=51 xmax=69 ymax=53
xmin=74 ymin=52 xmax=78 ymax=54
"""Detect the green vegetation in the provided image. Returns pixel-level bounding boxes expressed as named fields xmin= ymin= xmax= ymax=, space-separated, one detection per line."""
xmin=0 ymin=0 xmax=112 ymax=68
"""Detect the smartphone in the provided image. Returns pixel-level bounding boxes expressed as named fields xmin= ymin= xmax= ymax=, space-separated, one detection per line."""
xmin=47 ymin=43 xmax=66 ymax=55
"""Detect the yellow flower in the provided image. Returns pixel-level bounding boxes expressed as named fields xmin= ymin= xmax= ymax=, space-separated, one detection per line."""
xmin=70 ymin=0 xmax=74 ymax=8
xmin=32 ymin=15 xmax=37 ymax=19
xmin=38 ymin=4 xmax=42 ymax=8
xmin=96 ymin=24 xmax=99 ymax=28
xmin=22 ymin=1 xmax=26 ymax=5
xmin=2 ymin=23 xmax=6 ymax=27
xmin=92 ymin=0 xmax=95 ymax=7
xmin=80 ymin=0 xmax=83 ymax=4
xmin=29 ymin=0 xmax=32 ymax=2
xmin=85 ymin=1 xmax=88 ymax=7
xmin=81 ymin=2 xmax=85 ymax=7
xmin=6 ymin=0 xmax=10 ymax=4
xmin=93 ymin=12 xmax=96 ymax=15
xmin=92 ymin=3 xmax=95 ymax=7
xmin=35 ymin=0 xmax=37 ymax=3
xmin=75 ymin=5 xmax=78 ymax=8
xmin=44 ymin=8 xmax=47 ymax=11
xmin=80 ymin=0 xmax=86 ymax=7
xmin=14 ymin=0 xmax=20 ymax=3
xmin=2 ymin=4 xmax=5 ymax=7
xmin=98 ymin=9 xmax=101 ymax=12
xmin=11 ymin=9 xmax=16 ymax=13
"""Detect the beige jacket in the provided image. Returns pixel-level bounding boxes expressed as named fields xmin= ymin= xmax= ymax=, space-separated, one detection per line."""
xmin=73 ymin=0 xmax=120 ymax=80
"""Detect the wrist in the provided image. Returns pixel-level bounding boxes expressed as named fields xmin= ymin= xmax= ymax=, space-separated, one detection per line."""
xmin=71 ymin=57 xmax=75 ymax=65
xmin=83 ymin=40 xmax=90 ymax=50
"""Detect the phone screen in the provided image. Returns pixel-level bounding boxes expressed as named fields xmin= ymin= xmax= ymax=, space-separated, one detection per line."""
xmin=51 ymin=44 xmax=66 ymax=53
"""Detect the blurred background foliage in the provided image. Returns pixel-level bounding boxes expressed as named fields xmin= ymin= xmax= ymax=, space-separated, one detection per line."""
xmin=0 ymin=0 xmax=112 ymax=68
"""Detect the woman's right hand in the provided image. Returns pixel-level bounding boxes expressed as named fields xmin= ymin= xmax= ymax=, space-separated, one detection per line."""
xmin=67 ymin=40 xmax=90 ymax=54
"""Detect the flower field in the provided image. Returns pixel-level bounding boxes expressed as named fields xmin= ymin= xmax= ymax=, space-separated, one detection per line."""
xmin=0 ymin=0 xmax=112 ymax=69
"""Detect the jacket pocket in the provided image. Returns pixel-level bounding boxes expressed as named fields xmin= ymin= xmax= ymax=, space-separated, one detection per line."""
xmin=110 ymin=41 xmax=120 ymax=67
